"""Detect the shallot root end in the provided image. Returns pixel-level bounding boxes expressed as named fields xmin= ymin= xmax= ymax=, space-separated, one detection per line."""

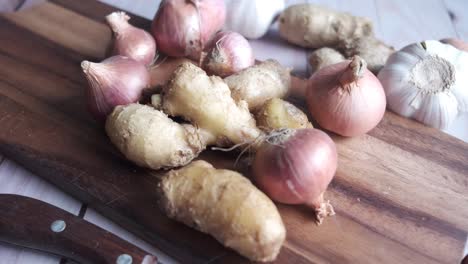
xmin=306 ymin=194 xmax=335 ymax=225
xmin=314 ymin=200 xmax=335 ymax=225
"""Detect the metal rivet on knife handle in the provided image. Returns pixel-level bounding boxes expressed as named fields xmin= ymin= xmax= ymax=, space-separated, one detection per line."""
xmin=116 ymin=254 xmax=133 ymax=264
xmin=50 ymin=220 xmax=66 ymax=233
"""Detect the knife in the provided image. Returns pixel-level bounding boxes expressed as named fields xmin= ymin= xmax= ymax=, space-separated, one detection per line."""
xmin=0 ymin=194 xmax=158 ymax=264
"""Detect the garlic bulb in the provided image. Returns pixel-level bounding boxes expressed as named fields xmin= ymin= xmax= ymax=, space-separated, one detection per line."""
xmin=223 ymin=0 xmax=285 ymax=39
xmin=378 ymin=40 xmax=468 ymax=129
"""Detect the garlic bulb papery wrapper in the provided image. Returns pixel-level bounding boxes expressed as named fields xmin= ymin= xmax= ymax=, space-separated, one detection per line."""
xmin=224 ymin=0 xmax=285 ymax=39
xmin=106 ymin=11 xmax=157 ymax=66
xmin=151 ymin=0 xmax=226 ymax=60
xmin=202 ymin=31 xmax=255 ymax=77
xmin=81 ymin=56 xmax=150 ymax=121
xmin=378 ymin=40 xmax=468 ymax=129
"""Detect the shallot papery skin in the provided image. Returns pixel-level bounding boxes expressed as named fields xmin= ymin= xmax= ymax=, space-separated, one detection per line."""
xmin=253 ymin=128 xmax=337 ymax=224
xmin=106 ymin=12 xmax=157 ymax=66
xmin=81 ymin=56 xmax=150 ymax=121
xmin=151 ymin=0 xmax=226 ymax=59
xmin=441 ymin=38 xmax=468 ymax=52
xmin=307 ymin=56 xmax=386 ymax=137
xmin=202 ymin=31 xmax=255 ymax=77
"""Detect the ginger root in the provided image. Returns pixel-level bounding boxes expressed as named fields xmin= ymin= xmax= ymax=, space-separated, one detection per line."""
xmin=256 ymin=98 xmax=312 ymax=132
xmin=337 ymin=35 xmax=394 ymax=73
xmin=278 ymin=4 xmax=373 ymax=49
xmin=224 ymin=60 xmax=291 ymax=110
xmin=157 ymin=160 xmax=286 ymax=262
xmin=308 ymin=47 xmax=345 ymax=74
xmin=162 ymin=62 xmax=262 ymax=146
xmin=105 ymin=104 xmax=208 ymax=170
xmin=279 ymin=4 xmax=393 ymax=74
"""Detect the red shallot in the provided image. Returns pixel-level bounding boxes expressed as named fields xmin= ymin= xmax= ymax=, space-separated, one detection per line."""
xmin=202 ymin=31 xmax=254 ymax=77
xmin=81 ymin=56 xmax=150 ymax=121
xmin=440 ymin=38 xmax=468 ymax=52
xmin=151 ymin=0 xmax=226 ymax=60
xmin=253 ymin=128 xmax=337 ymax=224
xmin=106 ymin=11 xmax=156 ymax=66
xmin=306 ymin=56 xmax=386 ymax=137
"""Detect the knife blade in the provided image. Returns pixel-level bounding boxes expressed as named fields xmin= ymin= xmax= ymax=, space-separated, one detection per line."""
xmin=0 ymin=194 xmax=158 ymax=264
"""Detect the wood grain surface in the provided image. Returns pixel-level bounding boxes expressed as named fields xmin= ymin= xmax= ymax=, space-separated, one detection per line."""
xmin=0 ymin=1 xmax=467 ymax=263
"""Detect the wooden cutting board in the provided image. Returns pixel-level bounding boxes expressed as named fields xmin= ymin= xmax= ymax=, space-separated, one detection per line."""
xmin=0 ymin=1 xmax=467 ymax=263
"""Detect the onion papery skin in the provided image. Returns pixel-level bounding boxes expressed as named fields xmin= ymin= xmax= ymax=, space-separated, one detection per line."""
xmin=151 ymin=0 xmax=226 ymax=59
xmin=106 ymin=11 xmax=157 ymax=66
xmin=253 ymin=128 xmax=337 ymax=209
xmin=202 ymin=31 xmax=255 ymax=77
xmin=306 ymin=57 xmax=386 ymax=137
xmin=441 ymin=38 xmax=468 ymax=52
xmin=81 ymin=56 xmax=150 ymax=121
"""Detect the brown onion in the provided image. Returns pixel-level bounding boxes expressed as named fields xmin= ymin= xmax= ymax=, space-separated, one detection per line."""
xmin=81 ymin=56 xmax=150 ymax=121
xmin=151 ymin=0 xmax=226 ymax=59
xmin=307 ymin=56 xmax=386 ymax=137
xmin=253 ymin=128 xmax=337 ymax=224
xmin=202 ymin=31 xmax=254 ymax=77
xmin=106 ymin=12 xmax=156 ymax=66
xmin=440 ymin=38 xmax=468 ymax=52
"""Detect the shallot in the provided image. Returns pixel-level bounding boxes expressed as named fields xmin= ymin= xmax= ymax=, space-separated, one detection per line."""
xmin=81 ymin=56 xmax=150 ymax=120
xmin=151 ymin=0 xmax=226 ymax=59
xmin=253 ymin=128 xmax=337 ymax=224
xmin=106 ymin=12 xmax=156 ymax=66
xmin=307 ymin=56 xmax=386 ymax=137
xmin=202 ymin=31 xmax=254 ymax=77
xmin=440 ymin=38 xmax=468 ymax=52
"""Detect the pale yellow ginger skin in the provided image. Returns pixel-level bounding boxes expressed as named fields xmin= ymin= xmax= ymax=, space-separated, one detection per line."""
xmin=256 ymin=98 xmax=312 ymax=132
xmin=308 ymin=47 xmax=345 ymax=74
xmin=157 ymin=160 xmax=286 ymax=262
xmin=278 ymin=4 xmax=373 ymax=49
xmin=105 ymin=104 xmax=206 ymax=170
xmin=224 ymin=59 xmax=291 ymax=110
xmin=337 ymin=35 xmax=395 ymax=73
xmin=162 ymin=62 xmax=262 ymax=146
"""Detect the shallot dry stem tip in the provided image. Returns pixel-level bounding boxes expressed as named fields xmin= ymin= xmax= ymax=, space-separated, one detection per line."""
xmin=106 ymin=11 xmax=130 ymax=34
xmin=81 ymin=60 xmax=92 ymax=72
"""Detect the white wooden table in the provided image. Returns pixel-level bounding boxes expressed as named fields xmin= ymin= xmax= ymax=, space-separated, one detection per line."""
xmin=0 ymin=0 xmax=467 ymax=263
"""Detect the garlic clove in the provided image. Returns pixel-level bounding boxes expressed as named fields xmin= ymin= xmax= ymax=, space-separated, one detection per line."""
xmin=452 ymin=84 xmax=468 ymax=113
xmin=413 ymin=92 xmax=458 ymax=130
xmin=385 ymin=82 xmax=418 ymax=118
xmin=452 ymin=54 xmax=468 ymax=112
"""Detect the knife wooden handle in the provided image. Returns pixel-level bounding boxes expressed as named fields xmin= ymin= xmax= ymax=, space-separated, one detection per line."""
xmin=0 ymin=194 xmax=157 ymax=264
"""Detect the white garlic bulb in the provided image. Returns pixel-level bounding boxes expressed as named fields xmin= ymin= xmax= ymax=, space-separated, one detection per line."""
xmin=223 ymin=0 xmax=285 ymax=39
xmin=378 ymin=40 xmax=468 ymax=129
